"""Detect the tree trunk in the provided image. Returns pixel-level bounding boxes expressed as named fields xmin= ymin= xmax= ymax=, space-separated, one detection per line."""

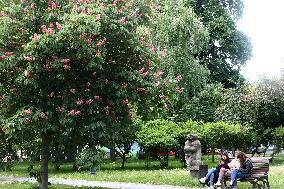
xmin=65 ymin=143 xmax=76 ymax=162
xmin=211 ymin=149 xmax=215 ymax=163
xmin=110 ymin=148 xmax=116 ymax=161
xmin=121 ymin=153 xmax=126 ymax=169
xmin=40 ymin=134 xmax=50 ymax=189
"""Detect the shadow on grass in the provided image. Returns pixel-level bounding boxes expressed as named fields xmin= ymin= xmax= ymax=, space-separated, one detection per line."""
xmin=47 ymin=158 xmax=185 ymax=174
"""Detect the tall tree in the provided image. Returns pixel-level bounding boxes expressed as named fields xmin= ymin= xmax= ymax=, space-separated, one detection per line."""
xmin=188 ymin=0 xmax=252 ymax=87
xmin=137 ymin=0 xmax=209 ymax=120
xmin=0 ymin=1 xmax=164 ymax=188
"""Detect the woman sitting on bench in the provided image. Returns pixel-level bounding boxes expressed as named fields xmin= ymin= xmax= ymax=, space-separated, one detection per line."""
xmin=199 ymin=152 xmax=231 ymax=189
xmin=229 ymin=152 xmax=253 ymax=188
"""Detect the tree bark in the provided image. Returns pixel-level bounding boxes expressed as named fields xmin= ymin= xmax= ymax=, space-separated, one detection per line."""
xmin=110 ymin=148 xmax=116 ymax=161
xmin=211 ymin=149 xmax=215 ymax=163
xmin=121 ymin=153 xmax=126 ymax=169
xmin=40 ymin=134 xmax=50 ymax=189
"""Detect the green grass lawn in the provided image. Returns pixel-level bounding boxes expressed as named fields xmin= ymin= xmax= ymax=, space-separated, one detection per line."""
xmin=0 ymin=155 xmax=284 ymax=188
xmin=0 ymin=182 xmax=109 ymax=189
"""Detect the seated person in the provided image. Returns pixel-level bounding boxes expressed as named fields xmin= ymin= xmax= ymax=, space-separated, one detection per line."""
xmin=215 ymin=152 xmax=240 ymax=188
xmin=229 ymin=152 xmax=253 ymax=189
xmin=199 ymin=152 xmax=231 ymax=189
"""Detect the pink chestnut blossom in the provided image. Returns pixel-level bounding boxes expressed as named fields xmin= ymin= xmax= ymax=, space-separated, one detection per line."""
xmin=164 ymin=79 xmax=169 ymax=85
xmin=56 ymin=22 xmax=63 ymax=30
xmin=40 ymin=112 xmax=46 ymax=119
xmin=139 ymin=36 xmax=145 ymax=44
xmin=24 ymin=70 xmax=30 ymax=77
xmin=154 ymin=81 xmax=160 ymax=87
xmin=94 ymin=96 xmax=101 ymax=101
xmin=86 ymin=82 xmax=91 ymax=87
xmin=73 ymin=4 xmax=78 ymax=12
xmin=86 ymin=98 xmax=93 ymax=105
xmin=23 ymin=7 xmax=29 ymax=14
xmin=160 ymin=95 xmax=168 ymax=100
xmin=63 ymin=64 xmax=71 ymax=70
xmin=48 ymin=92 xmax=55 ymax=98
xmin=95 ymin=14 xmax=101 ymax=21
xmin=95 ymin=51 xmax=101 ymax=57
xmin=78 ymin=0 xmax=84 ymax=4
xmin=51 ymin=1 xmax=56 ymax=10
xmin=147 ymin=43 xmax=155 ymax=52
xmin=85 ymin=0 xmax=91 ymax=3
xmin=154 ymin=71 xmax=164 ymax=78
xmin=175 ymin=87 xmax=185 ymax=94
xmin=112 ymin=0 xmax=118 ymax=7
xmin=175 ymin=75 xmax=182 ymax=81
xmin=103 ymin=106 xmax=110 ymax=115
xmin=0 ymin=55 xmax=8 ymax=59
xmin=145 ymin=30 xmax=152 ymax=36
xmin=70 ymin=89 xmax=77 ymax=94
xmin=87 ymin=8 xmax=93 ymax=15
xmin=10 ymin=1 xmax=14 ymax=7
xmin=56 ymin=106 xmax=63 ymax=113
xmin=76 ymin=99 xmax=84 ymax=105
xmin=146 ymin=59 xmax=151 ymax=66
xmin=49 ymin=22 xmax=54 ymax=28
xmin=1 ymin=11 xmax=7 ymax=16
xmin=24 ymin=108 xmax=33 ymax=115
xmin=118 ymin=6 xmax=126 ymax=14
xmin=136 ymin=87 xmax=145 ymax=92
xmin=130 ymin=11 xmax=136 ymax=17
xmin=5 ymin=52 xmax=13 ymax=56
xmin=81 ymin=8 xmax=86 ymax=14
xmin=25 ymin=118 xmax=32 ymax=124
xmin=33 ymin=33 xmax=40 ymax=42
xmin=20 ymin=0 xmax=25 ymax=3
xmin=96 ymin=37 xmax=106 ymax=48
xmin=47 ymin=28 xmax=54 ymax=35
xmin=143 ymin=71 xmax=149 ymax=77
xmin=61 ymin=59 xmax=70 ymax=63
xmin=121 ymin=99 xmax=128 ymax=105
xmin=163 ymin=103 xmax=168 ymax=109
xmin=121 ymin=83 xmax=128 ymax=88
xmin=24 ymin=56 xmax=33 ymax=61
xmin=79 ymin=33 xmax=85 ymax=39
xmin=119 ymin=17 xmax=127 ymax=25
xmin=68 ymin=110 xmax=81 ymax=116
xmin=160 ymin=49 xmax=168 ymax=57
xmin=87 ymin=37 xmax=92 ymax=46
xmin=31 ymin=3 xmax=36 ymax=10
xmin=138 ymin=67 xmax=145 ymax=74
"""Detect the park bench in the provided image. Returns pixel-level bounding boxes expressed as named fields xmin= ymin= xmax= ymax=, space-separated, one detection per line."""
xmin=223 ymin=157 xmax=271 ymax=189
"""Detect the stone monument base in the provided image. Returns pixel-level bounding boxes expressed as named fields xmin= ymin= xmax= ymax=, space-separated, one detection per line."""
xmin=189 ymin=170 xmax=199 ymax=178
xmin=189 ymin=165 xmax=208 ymax=178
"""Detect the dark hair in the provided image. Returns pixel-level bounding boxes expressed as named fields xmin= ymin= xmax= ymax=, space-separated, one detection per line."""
xmin=221 ymin=152 xmax=230 ymax=160
xmin=237 ymin=152 xmax=247 ymax=167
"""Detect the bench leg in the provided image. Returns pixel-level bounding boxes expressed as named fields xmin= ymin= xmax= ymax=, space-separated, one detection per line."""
xmin=251 ymin=180 xmax=261 ymax=189
xmin=263 ymin=179 xmax=270 ymax=189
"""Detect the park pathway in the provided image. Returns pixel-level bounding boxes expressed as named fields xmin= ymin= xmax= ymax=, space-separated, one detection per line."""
xmin=0 ymin=176 xmax=202 ymax=189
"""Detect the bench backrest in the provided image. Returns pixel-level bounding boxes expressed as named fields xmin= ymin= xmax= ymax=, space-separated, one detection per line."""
xmin=250 ymin=157 xmax=270 ymax=177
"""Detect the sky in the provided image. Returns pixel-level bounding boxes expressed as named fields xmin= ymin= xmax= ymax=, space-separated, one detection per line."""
xmin=237 ymin=0 xmax=284 ymax=82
